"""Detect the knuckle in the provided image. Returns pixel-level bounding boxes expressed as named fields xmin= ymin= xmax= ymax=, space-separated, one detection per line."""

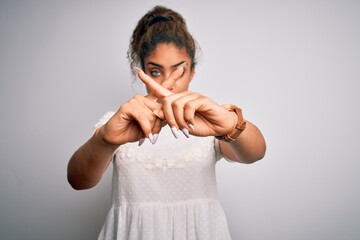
xmin=184 ymin=115 xmax=192 ymax=123
xmin=162 ymin=96 xmax=171 ymax=105
xmin=148 ymin=113 xmax=157 ymax=122
xmin=191 ymin=92 xmax=202 ymax=98
xmin=164 ymin=113 xmax=175 ymax=124
xmin=199 ymin=95 xmax=208 ymax=101
xmin=120 ymin=103 xmax=131 ymax=112
xmin=184 ymin=102 xmax=195 ymax=111
xmin=152 ymin=88 xmax=160 ymax=96
xmin=171 ymin=101 xmax=182 ymax=111
xmin=137 ymin=112 xmax=148 ymax=122
xmin=134 ymin=94 xmax=144 ymax=101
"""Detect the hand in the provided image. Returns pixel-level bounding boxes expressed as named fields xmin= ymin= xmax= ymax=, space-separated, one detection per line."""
xmin=136 ymin=69 xmax=238 ymax=138
xmin=99 ymin=66 xmax=185 ymax=145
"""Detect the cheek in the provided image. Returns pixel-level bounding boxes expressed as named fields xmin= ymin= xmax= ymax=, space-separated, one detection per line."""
xmin=144 ymin=71 xmax=164 ymax=84
xmin=175 ymin=76 xmax=191 ymax=91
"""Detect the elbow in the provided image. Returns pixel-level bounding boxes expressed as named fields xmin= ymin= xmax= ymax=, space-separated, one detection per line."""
xmin=67 ymin=171 xmax=98 ymax=190
xmin=69 ymin=183 xmax=83 ymax=191
xmin=68 ymin=178 xmax=84 ymax=190
xmin=67 ymin=177 xmax=97 ymax=190
xmin=67 ymin=175 xmax=85 ymax=190
xmin=252 ymin=149 xmax=266 ymax=163
xmin=254 ymin=142 xmax=267 ymax=162
xmin=67 ymin=158 xmax=100 ymax=190
xmin=242 ymin=142 xmax=267 ymax=164
xmin=253 ymin=141 xmax=267 ymax=163
xmin=242 ymin=153 xmax=265 ymax=164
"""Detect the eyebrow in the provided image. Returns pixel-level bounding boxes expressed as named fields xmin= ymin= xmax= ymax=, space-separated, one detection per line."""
xmin=146 ymin=61 xmax=186 ymax=69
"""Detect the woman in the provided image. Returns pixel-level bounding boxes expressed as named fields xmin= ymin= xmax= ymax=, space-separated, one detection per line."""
xmin=68 ymin=5 xmax=266 ymax=240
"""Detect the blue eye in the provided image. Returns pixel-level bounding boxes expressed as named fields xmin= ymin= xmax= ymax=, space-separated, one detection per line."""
xmin=151 ymin=70 xmax=161 ymax=77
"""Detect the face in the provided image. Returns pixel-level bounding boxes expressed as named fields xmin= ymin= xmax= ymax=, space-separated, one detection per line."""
xmin=144 ymin=43 xmax=195 ymax=94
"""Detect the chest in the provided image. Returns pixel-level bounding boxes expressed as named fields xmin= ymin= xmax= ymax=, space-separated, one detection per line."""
xmin=114 ymin=128 xmax=217 ymax=171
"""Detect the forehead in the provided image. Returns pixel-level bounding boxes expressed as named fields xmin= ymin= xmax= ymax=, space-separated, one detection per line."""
xmin=145 ymin=43 xmax=191 ymax=66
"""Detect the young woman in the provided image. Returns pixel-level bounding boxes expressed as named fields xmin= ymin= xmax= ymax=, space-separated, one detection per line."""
xmin=68 ymin=5 xmax=266 ymax=240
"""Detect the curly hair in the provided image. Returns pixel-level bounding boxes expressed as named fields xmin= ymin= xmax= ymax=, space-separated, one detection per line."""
xmin=127 ymin=6 xmax=198 ymax=75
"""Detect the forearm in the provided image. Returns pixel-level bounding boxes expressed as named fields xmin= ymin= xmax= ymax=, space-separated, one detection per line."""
xmin=67 ymin=126 xmax=119 ymax=190
xmin=220 ymin=121 xmax=266 ymax=163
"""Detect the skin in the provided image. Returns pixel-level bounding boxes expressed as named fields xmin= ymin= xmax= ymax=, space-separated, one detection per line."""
xmin=67 ymin=43 xmax=266 ymax=190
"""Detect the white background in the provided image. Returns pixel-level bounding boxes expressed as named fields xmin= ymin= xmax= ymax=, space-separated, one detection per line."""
xmin=0 ymin=0 xmax=359 ymax=239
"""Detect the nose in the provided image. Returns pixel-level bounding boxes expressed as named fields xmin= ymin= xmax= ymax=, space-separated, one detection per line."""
xmin=160 ymin=71 xmax=171 ymax=84
xmin=160 ymin=71 xmax=176 ymax=90
xmin=164 ymin=71 xmax=172 ymax=82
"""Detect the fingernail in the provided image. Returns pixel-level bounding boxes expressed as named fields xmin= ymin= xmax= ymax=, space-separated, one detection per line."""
xmin=177 ymin=62 xmax=186 ymax=74
xmin=176 ymin=62 xmax=187 ymax=75
xmin=133 ymin=67 xmax=142 ymax=73
xmin=138 ymin=138 xmax=145 ymax=146
xmin=181 ymin=128 xmax=190 ymax=138
xmin=148 ymin=133 xmax=155 ymax=144
xmin=188 ymin=123 xmax=195 ymax=131
xmin=171 ymin=127 xmax=179 ymax=139
xmin=153 ymin=134 xmax=159 ymax=144
xmin=178 ymin=62 xmax=187 ymax=68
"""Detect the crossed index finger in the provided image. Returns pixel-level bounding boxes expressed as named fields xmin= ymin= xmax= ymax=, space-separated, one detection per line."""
xmin=134 ymin=67 xmax=173 ymax=98
xmin=160 ymin=62 xmax=186 ymax=91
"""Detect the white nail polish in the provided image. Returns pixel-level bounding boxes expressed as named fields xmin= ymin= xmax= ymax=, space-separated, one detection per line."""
xmin=171 ymin=127 xmax=179 ymax=139
xmin=181 ymin=128 xmax=190 ymax=138
xmin=138 ymin=138 xmax=145 ymax=146
xmin=133 ymin=67 xmax=142 ymax=73
xmin=153 ymin=134 xmax=159 ymax=144
xmin=148 ymin=133 xmax=154 ymax=144
xmin=188 ymin=124 xmax=195 ymax=131
xmin=179 ymin=62 xmax=187 ymax=68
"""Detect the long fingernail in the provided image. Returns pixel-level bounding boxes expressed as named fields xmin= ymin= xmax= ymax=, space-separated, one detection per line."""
xmin=148 ymin=133 xmax=155 ymax=144
xmin=177 ymin=62 xmax=186 ymax=74
xmin=153 ymin=134 xmax=159 ymax=144
xmin=138 ymin=138 xmax=145 ymax=146
xmin=181 ymin=128 xmax=190 ymax=138
xmin=188 ymin=123 xmax=195 ymax=131
xmin=178 ymin=62 xmax=187 ymax=68
xmin=171 ymin=127 xmax=179 ymax=139
xmin=133 ymin=66 xmax=142 ymax=73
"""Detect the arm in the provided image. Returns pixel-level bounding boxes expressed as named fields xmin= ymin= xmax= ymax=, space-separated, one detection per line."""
xmin=67 ymin=99 xmax=159 ymax=190
xmin=67 ymin=127 xmax=119 ymax=190
xmin=135 ymin=68 xmax=266 ymax=164
xmin=219 ymin=119 xmax=266 ymax=164
xmin=66 ymin=98 xmax=158 ymax=190
xmin=68 ymin=67 xmax=185 ymax=190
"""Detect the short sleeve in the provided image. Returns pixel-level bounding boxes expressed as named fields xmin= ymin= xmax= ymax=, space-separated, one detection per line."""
xmin=93 ymin=111 xmax=116 ymax=130
xmin=93 ymin=111 xmax=119 ymax=156
xmin=214 ymin=137 xmax=223 ymax=161
xmin=92 ymin=111 xmax=116 ymax=137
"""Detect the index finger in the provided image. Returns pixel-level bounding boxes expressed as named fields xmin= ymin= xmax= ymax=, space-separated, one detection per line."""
xmin=134 ymin=67 xmax=173 ymax=98
xmin=161 ymin=62 xmax=186 ymax=90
